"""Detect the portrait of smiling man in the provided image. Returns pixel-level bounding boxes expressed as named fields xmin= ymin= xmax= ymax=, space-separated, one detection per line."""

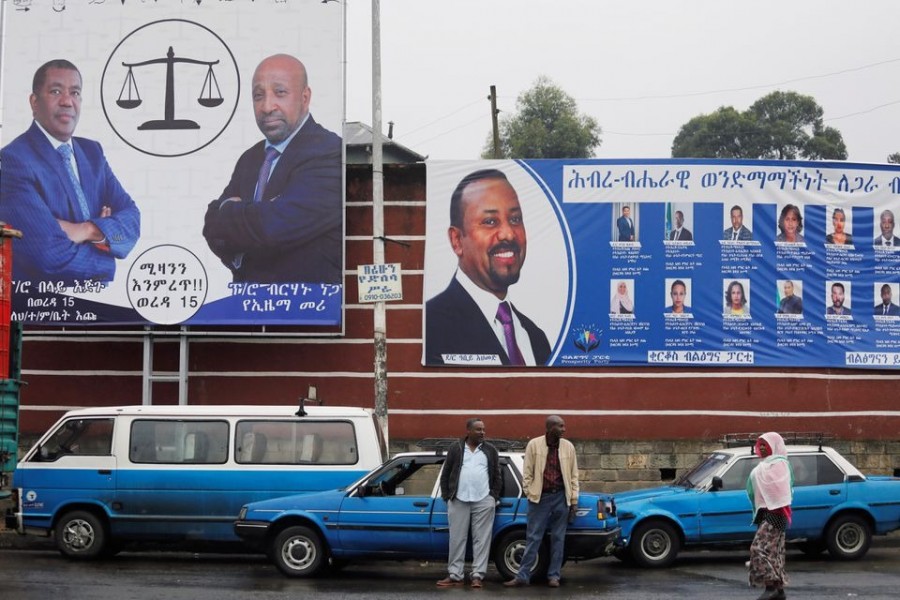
xmin=0 ymin=59 xmax=141 ymax=284
xmin=203 ymin=53 xmax=342 ymax=284
xmin=425 ymin=169 xmax=551 ymax=366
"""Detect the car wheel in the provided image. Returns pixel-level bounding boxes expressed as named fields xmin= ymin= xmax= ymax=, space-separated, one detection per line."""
xmin=492 ymin=529 xmax=549 ymax=581
xmin=825 ymin=515 xmax=871 ymax=560
xmin=797 ymin=540 xmax=826 ymax=556
xmin=629 ymin=520 xmax=680 ymax=568
xmin=271 ymin=525 xmax=326 ymax=577
xmin=55 ymin=510 xmax=107 ymax=559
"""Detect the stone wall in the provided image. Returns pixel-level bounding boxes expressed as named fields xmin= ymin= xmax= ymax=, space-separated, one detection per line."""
xmin=393 ymin=439 xmax=900 ymax=494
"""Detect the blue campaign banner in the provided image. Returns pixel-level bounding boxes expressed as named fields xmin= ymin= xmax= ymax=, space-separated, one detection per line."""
xmin=423 ymin=159 xmax=900 ymax=369
xmin=0 ymin=1 xmax=344 ymax=327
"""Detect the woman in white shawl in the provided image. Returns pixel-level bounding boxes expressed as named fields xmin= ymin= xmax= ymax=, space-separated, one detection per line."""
xmin=610 ymin=281 xmax=634 ymax=314
xmin=746 ymin=432 xmax=794 ymax=600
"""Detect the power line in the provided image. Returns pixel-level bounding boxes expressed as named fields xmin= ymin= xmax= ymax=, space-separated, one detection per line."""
xmin=407 ymin=113 xmax=486 ymax=146
xmin=396 ymin=97 xmax=484 ymax=138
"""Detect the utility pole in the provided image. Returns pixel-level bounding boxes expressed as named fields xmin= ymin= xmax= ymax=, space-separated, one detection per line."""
xmin=371 ymin=0 xmax=389 ymax=452
xmin=489 ymin=85 xmax=501 ymax=159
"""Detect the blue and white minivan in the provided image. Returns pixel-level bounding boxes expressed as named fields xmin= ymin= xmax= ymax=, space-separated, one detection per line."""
xmin=4 ymin=405 xmax=385 ymax=558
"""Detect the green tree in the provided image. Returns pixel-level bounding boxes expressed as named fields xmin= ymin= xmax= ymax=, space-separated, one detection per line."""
xmin=888 ymin=152 xmax=900 ymax=164
xmin=482 ymin=76 xmax=601 ymax=159
xmin=672 ymin=91 xmax=848 ymax=160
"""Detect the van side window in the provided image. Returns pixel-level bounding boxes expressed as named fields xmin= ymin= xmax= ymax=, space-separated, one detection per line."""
xmin=35 ymin=418 xmax=114 ymax=461
xmin=236 ymin=420 xmax=359 ymax=465
xmin=130 ymin=420 xmax=229 ymax=464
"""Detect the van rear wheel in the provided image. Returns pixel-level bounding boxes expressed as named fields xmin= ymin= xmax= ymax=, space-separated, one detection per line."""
xmin=55 ymin=510 xmax=107 ymax=559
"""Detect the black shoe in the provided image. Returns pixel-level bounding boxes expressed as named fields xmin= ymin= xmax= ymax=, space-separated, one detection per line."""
xmin=756 ymin=588 xmax=779 ymax=600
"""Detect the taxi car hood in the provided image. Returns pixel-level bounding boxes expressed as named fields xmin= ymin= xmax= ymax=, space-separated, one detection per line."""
xmin=243 ymin=488 xmax=349 ymax=512
xmin=614 ymin=485 xmax=689 ymax=505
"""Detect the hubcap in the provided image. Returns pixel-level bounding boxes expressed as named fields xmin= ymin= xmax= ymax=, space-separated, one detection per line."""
xmin=642 ymin=529 xmax=670 ymax=559
xmin=62 ymin=519 xmax=95 ymax=550
xmin=282 ymin=536 xmax=316 ymax=571
xmin=836 ymin=523 xmax=863 ymax=552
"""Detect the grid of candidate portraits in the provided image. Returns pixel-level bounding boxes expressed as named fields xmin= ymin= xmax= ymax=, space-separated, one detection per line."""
xmin=423 ymin=159 xmax=900 ymax=369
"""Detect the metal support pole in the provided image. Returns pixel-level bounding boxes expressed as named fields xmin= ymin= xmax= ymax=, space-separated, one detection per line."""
xmin=490 ymin=85 xmax=501 ymax=159
xmin=372 ymin=0 xmax=389 ymax=450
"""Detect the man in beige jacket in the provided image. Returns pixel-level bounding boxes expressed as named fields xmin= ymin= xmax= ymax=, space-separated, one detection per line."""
xmin=504 ymin=415 xmax=579 ymax=588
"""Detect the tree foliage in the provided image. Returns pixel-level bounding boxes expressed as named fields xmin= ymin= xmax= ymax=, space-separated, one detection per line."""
xmin=672 ymin=91 xmax=848 ymax=160
xmin=888 ymin=152 xmax=900 ymax=164
xmin=482 ymin=76 xmax=601 ymax=159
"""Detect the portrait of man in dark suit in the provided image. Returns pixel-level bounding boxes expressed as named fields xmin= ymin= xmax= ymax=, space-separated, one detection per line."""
xmin=203 ymin=53 xmax=342 ymax=284
xmin=723 ymin=204 xmax=752 ymax=241
xmin=0 ymin=59 xmax=141 ymax=284
xmin=875 ymin=283 xmax=900 ymax=316
xmin=617 ymin=205 xmax=635 ymax=242
xmin=668 ymin=210 xmax=693 ymax=241
xmin=425 ymin=169 xmax=551 ymax=366
xmin=874 ymin=209 xmax=897 ymax=247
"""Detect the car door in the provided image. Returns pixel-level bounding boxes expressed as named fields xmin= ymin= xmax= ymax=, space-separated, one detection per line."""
xmin=788 ymin=453 xmax=846 ymax=538
xmin=698 ymin=455 xmax=759 ymax=542
xmin=337 ymin=457 xmax=444 ymax=556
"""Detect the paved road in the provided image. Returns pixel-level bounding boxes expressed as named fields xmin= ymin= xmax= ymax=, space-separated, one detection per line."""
xmin=2 ymin=543 xmax=899 ymax=599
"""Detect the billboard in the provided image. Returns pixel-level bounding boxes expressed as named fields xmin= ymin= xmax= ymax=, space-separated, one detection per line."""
xmin=423 ymin=159 xmax=900 ymax=369
xmin=0 ymin=0 xmax=344 ymax=326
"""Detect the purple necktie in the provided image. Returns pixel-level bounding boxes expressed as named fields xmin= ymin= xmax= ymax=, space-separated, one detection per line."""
xmin=496 ymin=301 xmax=526 ymax=366
xmin=253 ymin=146 xmax=281 ymax=203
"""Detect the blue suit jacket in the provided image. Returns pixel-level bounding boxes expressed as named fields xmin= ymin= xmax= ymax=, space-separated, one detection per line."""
xmin=0 ymin=122 xmax=140 ymax=283
xmin=203 ymin=116 xmax=342 ymax=284
xmin=424 ymin=277 xmax=551 ymax=366
xmin=616 ymin=216 xmax=634 ymax=241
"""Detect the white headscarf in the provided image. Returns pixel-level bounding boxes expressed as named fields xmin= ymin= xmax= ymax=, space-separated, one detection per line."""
xmin=748 ymin=432 xmax=793 ymax=512
xmin=610 ymin=282 xmax=634 ymax=314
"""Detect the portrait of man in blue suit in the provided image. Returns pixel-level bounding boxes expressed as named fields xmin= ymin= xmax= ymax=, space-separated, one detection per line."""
xmin=616 ymin=205 xmax=635 ymax=242
xmin=723 ymin=205 xmax=752 ymax=241
xmin=425 ymin=169 xmax=550 ymax=366
xmin=203 ymin=54 xmax=342 ymax=284
xmin=0 ymin=59 xmax=141 ymax=284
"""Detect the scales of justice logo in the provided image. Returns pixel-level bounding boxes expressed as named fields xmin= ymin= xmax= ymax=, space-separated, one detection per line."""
xmin=101 ymin=19 xmax=240 ymax=157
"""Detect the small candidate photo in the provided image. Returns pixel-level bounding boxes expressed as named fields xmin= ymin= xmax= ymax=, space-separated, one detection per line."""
xmin=776 ymin=203 xmax=805 ymax=243
xmin=874 ymin=209 xmax=897 ymax=247
xmin=776 ymin=279 xmax=803 ymax=315
xmin=874 ymin=282 xmax=900 ymax=317
xmin=610 ymin=280 xmax=635 ymax=315
xmin=613 ymin=203 xmax=638 ymax=242
xmin=665 ymin=278 xmax=692 ymax=315
xmin=665 ymin=204 xmax=693 ymax=241
xmin=423 ymin=163 xmax=569 ymax=367
xmin=724 ymin=279 xmax=750 ymax=316
xmin=826 ymin=280 xmax=852 ymax=316
xmin=825 ymin=207 xmax=853 ymax=245
xmin=0 ymin=59 xmax=141 ymax=285
xmin=723 ymin=203 xmax=753 ymax=241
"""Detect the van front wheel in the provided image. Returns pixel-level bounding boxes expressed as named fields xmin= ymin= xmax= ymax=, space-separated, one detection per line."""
xmin=55 ymin=510 xmax=107 ymax=559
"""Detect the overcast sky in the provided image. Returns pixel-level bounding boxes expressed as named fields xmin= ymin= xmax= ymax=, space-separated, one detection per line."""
xmin=344 ymin=0 xmax=899 ymax=164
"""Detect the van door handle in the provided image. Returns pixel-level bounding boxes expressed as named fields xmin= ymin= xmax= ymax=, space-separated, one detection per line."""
xmin=829 ymin=489 xmax=840 ymax=495
xmin=413 ymin=501 xmax=429 ymax=507
xmin=98 ymin=470 xmax=112 ymax=475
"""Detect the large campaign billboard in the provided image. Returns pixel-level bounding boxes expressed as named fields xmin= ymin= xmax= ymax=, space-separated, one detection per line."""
xmin=0 ymin=0 xmax=344 ymax=326
xmin=423 ymin=159 xmax=900 ymax=369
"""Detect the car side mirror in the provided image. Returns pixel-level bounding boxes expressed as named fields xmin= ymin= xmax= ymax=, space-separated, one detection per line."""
xmin=356 ymin=483 xmax=367 ymax=497
xmin=710 ymin=476 xmax=723 ymax=491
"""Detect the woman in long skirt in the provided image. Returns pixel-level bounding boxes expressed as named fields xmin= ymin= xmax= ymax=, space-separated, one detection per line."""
xmin=746 ymin=432 xmax=793 ymax=600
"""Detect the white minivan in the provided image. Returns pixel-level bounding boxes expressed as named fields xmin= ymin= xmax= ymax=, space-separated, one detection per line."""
xmin=4 ymin=405 xmax=386 ymax=558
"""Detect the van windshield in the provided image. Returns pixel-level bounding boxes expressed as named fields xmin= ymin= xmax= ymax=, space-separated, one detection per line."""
xmin=34 ymin=418 xmax=114 ymax=461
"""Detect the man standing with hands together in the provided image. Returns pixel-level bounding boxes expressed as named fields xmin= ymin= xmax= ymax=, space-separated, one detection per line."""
xmin=438 ymin=418 xmax=502 ymax=588
xmin=504 ymin=415 xmax=579 ymax=588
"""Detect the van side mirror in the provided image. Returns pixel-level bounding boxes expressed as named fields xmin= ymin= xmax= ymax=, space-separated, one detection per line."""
xmin=710 ymin=476 xmax=723 ymax=491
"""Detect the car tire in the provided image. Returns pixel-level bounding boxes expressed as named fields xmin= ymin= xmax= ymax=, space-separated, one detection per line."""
xmin=492 ymin=529 xmax=549 ymax=581
xmin=825 ymin=514 xmax=871 ymax=560
xmin=271 ymin=525 xmax=327 ymax=577
xmin=629 ymin=520 xmax=680 ymax=568
xmin=55 ymin=510 xmax=107 ymax=559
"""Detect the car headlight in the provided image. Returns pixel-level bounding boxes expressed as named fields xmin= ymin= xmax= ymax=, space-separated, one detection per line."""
xmin=238 ymin=506 xmax=248 ymax=520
